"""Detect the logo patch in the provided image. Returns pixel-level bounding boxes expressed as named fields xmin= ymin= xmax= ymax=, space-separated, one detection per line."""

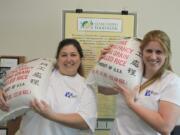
xmin=64 ymin=91 xmax=77 ymax=98
xmin=145 ymin=90 xmax=153 ymax=96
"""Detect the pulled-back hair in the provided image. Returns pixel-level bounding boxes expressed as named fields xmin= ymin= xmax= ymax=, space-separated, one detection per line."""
xmin=55 ymin=38 xmax=84 ymax=76
xmin=140 ymin=30 xmax=172 ymax=91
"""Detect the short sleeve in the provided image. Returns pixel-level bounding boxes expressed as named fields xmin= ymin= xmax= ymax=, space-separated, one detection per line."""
xmin=86 ymin=71 xmax=98 ymax=92
xmin=160 ymin=76 xmax=180 ymax=106
xmin=77 ymin=85 xmax=97 ymax=132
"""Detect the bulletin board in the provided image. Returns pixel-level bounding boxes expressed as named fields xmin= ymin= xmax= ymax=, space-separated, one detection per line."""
xmin=63 ymin=10 xmax=136 ymax=134
xmin=63 ymin=10 xmax=136 ymax=77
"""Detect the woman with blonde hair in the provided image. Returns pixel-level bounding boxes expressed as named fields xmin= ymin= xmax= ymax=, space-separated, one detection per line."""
xmin=97 ymin=30 xmax=180 ymax=135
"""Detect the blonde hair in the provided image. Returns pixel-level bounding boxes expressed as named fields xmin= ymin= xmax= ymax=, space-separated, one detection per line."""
xmin=140 ymin=30 xmax=172 ymax=91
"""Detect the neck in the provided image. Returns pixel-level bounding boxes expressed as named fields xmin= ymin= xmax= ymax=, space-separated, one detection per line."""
xmin=58 ymin=69 xmax=77 ymax=77
xmin=143 ymin=70 xmax=156 ymax=79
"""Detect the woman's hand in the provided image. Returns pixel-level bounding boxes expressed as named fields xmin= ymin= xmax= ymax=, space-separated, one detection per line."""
xmin=30 ymin=98 xmax=89 ymax=129
xmin=30 ymin=98 xmax=54 ymax=119
xmin=113 ymin=83 xmax=140 ymax=107
xmin=98 ymin=45 xmax=113 ymax=61
xmin=0 ymin=89 xmax=9 ymax=111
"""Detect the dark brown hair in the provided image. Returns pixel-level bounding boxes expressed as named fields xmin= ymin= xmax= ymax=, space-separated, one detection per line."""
xmin=55 ymin=38 xmax=84 ymax=76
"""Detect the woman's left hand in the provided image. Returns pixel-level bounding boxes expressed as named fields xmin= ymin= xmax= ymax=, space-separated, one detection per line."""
xmin=114 ymin=83 xmax=140 ymax=107
xmin=30 ymin=98 xmax=54 ymax=119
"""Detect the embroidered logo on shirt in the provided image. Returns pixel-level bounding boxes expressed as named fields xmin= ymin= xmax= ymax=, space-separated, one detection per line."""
xmin=144 ymin=90 xmax=158 ymax=96
xmin=145 ymin=90 xmax=153 ymax=96
xmin=64 ymin=91 xmax=77 ymax=98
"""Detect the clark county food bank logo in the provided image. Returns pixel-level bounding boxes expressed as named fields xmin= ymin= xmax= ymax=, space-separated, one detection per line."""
xmin=78 ymin=18 xmax=122 ymax=32
xmin=81 ymin=20 xmax=93 ymax=29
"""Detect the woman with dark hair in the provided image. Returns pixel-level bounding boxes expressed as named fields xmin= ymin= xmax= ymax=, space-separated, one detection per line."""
xmin=0 ymin=38 xmax=97 ymax=135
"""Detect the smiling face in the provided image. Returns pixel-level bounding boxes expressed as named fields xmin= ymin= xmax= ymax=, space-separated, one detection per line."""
xmin=142 ymin=41 xmax=166 ymax=78
xmin=139 ymin=30 xmax=172 ymax=90
xmin=57 ymin=44 xmax=81 ymax=76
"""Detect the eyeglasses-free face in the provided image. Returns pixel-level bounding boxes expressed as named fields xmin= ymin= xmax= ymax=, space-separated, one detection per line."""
xmin=57 ymin=44 xmax=81 ymax=76
xmin=142 ymin=41 xmax=166 ymax=78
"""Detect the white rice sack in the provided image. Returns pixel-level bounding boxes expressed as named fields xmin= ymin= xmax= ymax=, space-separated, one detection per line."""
xmin=86 ymin=38 xmax=143 ymax=90
xmin=0 ymin=58 xmax=55 ymax=125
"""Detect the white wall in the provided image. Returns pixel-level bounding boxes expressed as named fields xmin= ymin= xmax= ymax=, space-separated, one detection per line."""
xmin=0 ymin=0 xmax=180 ymax=74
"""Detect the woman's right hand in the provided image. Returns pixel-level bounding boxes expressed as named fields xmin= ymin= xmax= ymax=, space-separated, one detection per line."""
xmin=0 ymin=89 xmax=9 ymax=111
xmin=98 ymin=45 xmax=113 ymax=61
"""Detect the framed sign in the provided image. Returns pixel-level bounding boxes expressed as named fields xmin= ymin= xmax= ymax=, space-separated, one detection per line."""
xmin=63 ymin=10 xmax=136 ymax=77
xmin=63 ymin=11 xmax=137 ymax=135
xmin=0 ymin=128 xmax=8 ymax=135
xmin=63 ymin=10 xmax=136 ymax=119
xmin=0 ymin=57 xmax=19 ymax=68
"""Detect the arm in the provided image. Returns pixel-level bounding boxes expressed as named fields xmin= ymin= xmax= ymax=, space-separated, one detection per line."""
xmin=31 ymin=99 xmax=89 ymax=129
xmin=129 ymin=100 xmax=179 ymax=135
xmin=114 ymin=83 xmax=180 ymax=135
xmin=0 ymin=89 xmax=9 ymax=111
xmin=0 ymin=117 xmax=22 ymax=135
xmin=0 ymin=89 xmax=21 ymax=135
xmin=47 ymin=112 xmax=89 ymax=129
xmin=7 ymin=117 xmax=22 ymax=135
xmin=98 ymin=45 xmax=113 ymax=61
